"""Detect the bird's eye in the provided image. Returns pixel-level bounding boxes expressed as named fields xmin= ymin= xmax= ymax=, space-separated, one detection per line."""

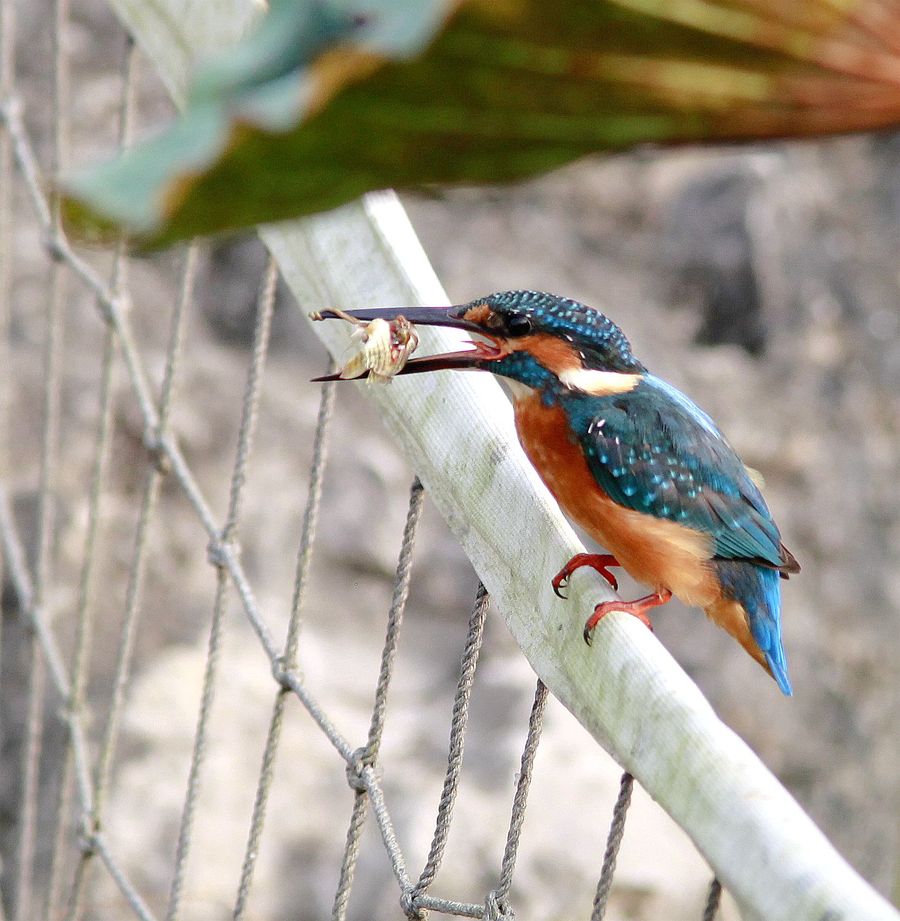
xmin=505 ymin=314 xmax=533 ymax=337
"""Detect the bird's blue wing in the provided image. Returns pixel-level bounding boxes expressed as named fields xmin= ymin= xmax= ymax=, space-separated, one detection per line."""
xmin=564 ymin=375 xmax=793 ymax=571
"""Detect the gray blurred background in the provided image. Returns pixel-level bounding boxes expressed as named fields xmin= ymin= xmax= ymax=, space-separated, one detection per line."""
xmin=1 ymin=0 xmax=898 ymax=918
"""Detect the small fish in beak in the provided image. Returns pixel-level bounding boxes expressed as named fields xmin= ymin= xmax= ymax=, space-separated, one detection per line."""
xmin=309 ymin=308 xmax=420 ymax=383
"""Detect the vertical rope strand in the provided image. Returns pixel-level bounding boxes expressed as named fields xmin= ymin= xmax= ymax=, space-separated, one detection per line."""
xmin=165 ymin=256 xmax=277 ymax=921
xmin=331 ymin=791 xmax=369 ymax=921
xmin=45 ymin=36 xmax=137 ymax=920
xmin=90 ymin=243 xmax=196 ymax=824
xmin=232 ymin=372 xmax=335 ymax=921
xmin=410 ymin=584 xmax=490 ymax=906
xmin=231 ymin=689 xmax=289 ymax=921
xmin=363 ymin=478 xmax=425 ymax=762
xmin=589 ymin=772 xmax=634 ymax=921
xmin=330 ymin=477 xmax=426 ymax=921
xmin=282 ymin=371 xmax=335 ymax=668
xmin=0 ymin=9 xmax=17 ymax=913
xmin=15 ymin=2 xmax=69 ymax=916
xmin=489 ymin=679 xmax=549 ymax=915
xmin=702 ymin=878 xmax=722 ymax=921
xmin=45 ymin=313 xmax=118 ymax=921
xmin=14 ymin=635 xmax=46 ymax=921
xmin=0 ymin=0 xmax=15 ymax=476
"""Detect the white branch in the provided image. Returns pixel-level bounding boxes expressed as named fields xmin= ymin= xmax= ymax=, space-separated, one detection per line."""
xmin=100 ymin=3 xmax=899 ymax=919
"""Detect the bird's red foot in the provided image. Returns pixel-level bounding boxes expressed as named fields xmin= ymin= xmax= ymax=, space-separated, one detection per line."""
xmin=582 ymin=589 xmax=672 ymax=645
xmin=552 ymin=553 xmax=620 ymax=598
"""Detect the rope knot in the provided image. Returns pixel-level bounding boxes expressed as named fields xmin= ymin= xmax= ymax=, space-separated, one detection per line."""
xmin=98 ymin=292 xmax=131 ymax=327
xmin=271 ymin=655 xmax=294 ymax=690
xmin=399 ymin=888 xmax=426 ymax=920
xmin=345 ymin=747 xmax=369 ymax=794
xmin=143 ymin=429 xmax=172 ymax=474
xmin=207 ymin=534 xmax=240 ymax=570
xmin=43 ymin=233 xmax=67 ymax=263
xmin=484 ymin=890 xmax=515 ymax=921
xmin=77 ymin=815 xmax=99 ymax=856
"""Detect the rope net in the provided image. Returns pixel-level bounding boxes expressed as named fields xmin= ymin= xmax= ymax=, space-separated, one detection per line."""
xmin=0 ymin=2 xmax=731 ymax=919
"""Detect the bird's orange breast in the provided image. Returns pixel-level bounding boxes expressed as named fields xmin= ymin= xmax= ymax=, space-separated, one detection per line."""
xmin=513 ymin=392 xmax=721 ymax=609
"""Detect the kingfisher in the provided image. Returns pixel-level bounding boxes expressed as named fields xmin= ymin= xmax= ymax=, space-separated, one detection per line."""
xmin=315 ymin=291 xmax=800 ymax=695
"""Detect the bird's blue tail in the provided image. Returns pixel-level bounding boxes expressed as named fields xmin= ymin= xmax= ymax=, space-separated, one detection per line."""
xmin=715 ymin=562 xmax=793 ymax=696
xmin=751 ymin=566 xmax=793 ymax=696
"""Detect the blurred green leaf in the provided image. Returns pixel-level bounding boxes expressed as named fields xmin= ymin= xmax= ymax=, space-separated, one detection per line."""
xmin=63 ymin=0 xmax=900 ymax=246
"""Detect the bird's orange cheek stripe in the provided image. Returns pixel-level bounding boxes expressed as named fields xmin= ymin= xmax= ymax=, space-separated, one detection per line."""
xmin=508 ymin=333 xmax=581 ymax=375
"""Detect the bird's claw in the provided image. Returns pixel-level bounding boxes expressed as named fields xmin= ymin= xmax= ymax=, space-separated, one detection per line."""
xmin=552 ymin=553 xmax=620 ymax=599
xmin=582 ymin=604 xmax=608 ymax=646
xmin=582 ymin=592 xmax=670 ymax=647
xmin=552 ymin=574 xmax=570 ymax=600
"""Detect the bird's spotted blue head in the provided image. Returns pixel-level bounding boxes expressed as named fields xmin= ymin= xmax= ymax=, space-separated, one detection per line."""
xmin=454 ymin=291 xmax=645 ymax=377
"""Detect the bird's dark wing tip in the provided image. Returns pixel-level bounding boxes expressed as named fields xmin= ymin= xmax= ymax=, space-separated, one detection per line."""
xmin=779 ymin=544 xmax=801 ymax=575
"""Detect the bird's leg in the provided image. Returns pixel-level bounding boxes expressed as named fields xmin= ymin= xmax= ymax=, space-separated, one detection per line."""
xmin=552 ymin=553 xmax=620 ymax=598
xmin=582 ymin=589 xmax=672 ymax=645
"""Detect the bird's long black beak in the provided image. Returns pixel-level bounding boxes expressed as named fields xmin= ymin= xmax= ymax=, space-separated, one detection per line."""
xmin=311 ymin=305 xmax=503 ymax=381
xmin=318 ymin=305 xmax=482 ymax=331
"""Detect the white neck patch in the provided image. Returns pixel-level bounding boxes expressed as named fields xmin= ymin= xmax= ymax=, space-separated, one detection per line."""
xmin=559 ymin=368 xmax=642 ymax=395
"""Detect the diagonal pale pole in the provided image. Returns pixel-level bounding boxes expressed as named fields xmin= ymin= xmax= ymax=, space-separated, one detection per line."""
xmin=99 ymin=3 xmax=898 ymax=920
